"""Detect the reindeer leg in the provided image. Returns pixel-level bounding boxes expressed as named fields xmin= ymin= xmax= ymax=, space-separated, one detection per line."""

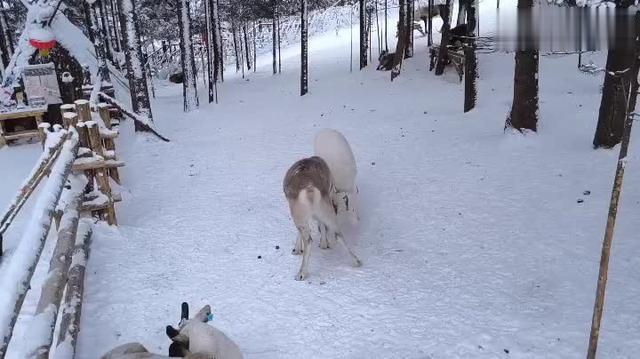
xmin=335 ymin=232 xmax=362 ymax=268
xmin=292 ymin=228 xmax=303 ymax=255
xmin=319 ymin=223 xmax=330 ymax=249
xmin=295 ymin=227 xmax=313 ymax=281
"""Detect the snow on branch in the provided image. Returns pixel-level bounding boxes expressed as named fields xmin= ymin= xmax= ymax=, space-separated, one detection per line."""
xmin=98 ymin=92 xmax=170 ymax=142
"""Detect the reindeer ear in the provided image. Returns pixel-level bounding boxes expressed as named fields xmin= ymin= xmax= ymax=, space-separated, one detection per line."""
xmin=181 ymin=302 xmax=189 ymax=320
xmin=193 ymin=305 xmax=211 ymax=323
xmin=169 ymin=341 xmax=190 ymax=357
xmin=166 ymin=325 xmax=180 ymax=339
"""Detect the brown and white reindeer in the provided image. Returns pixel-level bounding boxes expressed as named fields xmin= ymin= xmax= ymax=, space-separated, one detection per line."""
xmin=283 ymin=156 xmax=362 ymax=281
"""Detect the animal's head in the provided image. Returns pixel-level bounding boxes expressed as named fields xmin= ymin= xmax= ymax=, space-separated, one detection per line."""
xmin=378 ymin=50 xmax=388 ymax=61
xmin=166 ymin=302 xmax=212 ymax=357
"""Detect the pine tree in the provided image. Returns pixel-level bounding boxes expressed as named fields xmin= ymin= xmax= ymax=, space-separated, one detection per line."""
xmin=359 ymin=0 xmax=367 ymax=69
xmin=300 ymin=0 xmax=308 ymax=96
xmin=505 ymin=0 xmax=538 ymax=132
xmin=118 ymin=0 xmax=154 ymax=128
xmin=178 ymin=0 xmax=199 ymax=112
xmin=464 ymin=0 xmax=477 ymax=112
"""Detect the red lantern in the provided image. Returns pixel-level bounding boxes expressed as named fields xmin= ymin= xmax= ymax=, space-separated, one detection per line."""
xmin=29 ymin=28 xmax=56 ymax=57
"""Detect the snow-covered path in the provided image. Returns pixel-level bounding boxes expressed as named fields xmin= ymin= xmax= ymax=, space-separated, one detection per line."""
xmin=1 ymin=2 xmax=638 ymax=356
xmin=69 ymin=35 xmax=640 ymax=359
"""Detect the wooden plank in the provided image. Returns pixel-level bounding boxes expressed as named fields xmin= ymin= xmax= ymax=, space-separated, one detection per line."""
xmin=3 ymin=130 xmax=41 ymax=141
xmin=0 ymin=107 xmax=48 ymax=120
xmin=81 ymin=192 xmax=122 ymax=212
xmin=72 ymin=158 xmax=125 ymax=172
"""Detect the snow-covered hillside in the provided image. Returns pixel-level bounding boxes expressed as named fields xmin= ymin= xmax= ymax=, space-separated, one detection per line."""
xmin=1 ymin=0 xmax=639 ymax=358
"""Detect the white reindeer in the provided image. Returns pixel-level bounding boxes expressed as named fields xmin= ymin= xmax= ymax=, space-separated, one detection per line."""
xmin=100 ymin=303 xmax=242 ymax=359
xmin=314 ymin=129 xmax=359 ymax=224
xmin=283 ymin=156 xmax=362 ymax=280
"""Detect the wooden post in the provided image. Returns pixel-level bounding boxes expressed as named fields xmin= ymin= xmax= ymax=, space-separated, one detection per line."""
xmin=87 ymin=121 xmax=117 ymax=225
xmin=24 ymin=176 xmax=85 ymax=359
xmin=38 ymin=123 xmax=50 ymax=148
xmin=587 ymin=75 xmax=637 ymax=359
xmin=98 ymin=103 xmax=120 ymax=184
xmin=62 ymin=112 xmax=79 ymax=129
xmin=55 ymin=220 xmax=92 ymax=358
xmin=60 ymin=104 xmax=76 ymax=114
xmin=75 ymin=122 xmax=95 ymax=194
xmin=75 ymin=100 xmax=91 ymax=123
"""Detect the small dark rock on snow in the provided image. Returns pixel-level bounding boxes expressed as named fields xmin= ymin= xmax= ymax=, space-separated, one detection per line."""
xmin=257 ymin=255 xmax=262 ymax=259
xmin=583 ymin=190 xmax=591 ymax=196
xmin=275 ymin=245 xmax=280 ymax=250
xmin=577 ymin=199 xmax=584 ymax=204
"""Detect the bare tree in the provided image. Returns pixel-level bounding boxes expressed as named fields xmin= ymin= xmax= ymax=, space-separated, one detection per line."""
xmin=434 ymin=0 xmax=452 ymax=75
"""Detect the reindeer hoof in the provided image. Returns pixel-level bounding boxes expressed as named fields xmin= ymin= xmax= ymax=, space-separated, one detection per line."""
xmin=295 ymin=271 xmax=308 ymax=281
xmin=292 ymin=248 xmax=302 ymax=255
xmin=320 ymin=243 xmax=330 ymax=250
xmin=352 ymin=259 xmax=363 ymax=267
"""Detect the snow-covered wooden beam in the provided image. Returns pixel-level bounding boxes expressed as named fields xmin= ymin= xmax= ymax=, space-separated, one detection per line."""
xmin=54 ymin=219 xmax=92 ymax=359
xmin=0 ymin=131 xmax=67 ymax=254
xmin=22 ymin=174 xmax=86 ymax=359
xmin=0 ymin=130 xmax=79 ymax=358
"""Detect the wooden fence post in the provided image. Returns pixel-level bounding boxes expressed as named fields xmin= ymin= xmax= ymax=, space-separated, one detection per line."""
xmin=98 ymin=103 xmax=120 ymax=184
xmin=86 ymin=121 xmax=117 ymax=225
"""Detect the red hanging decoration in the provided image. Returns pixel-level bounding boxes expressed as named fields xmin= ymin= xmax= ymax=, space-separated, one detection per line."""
xmin=29 ymin=28 xmax=56 ymax=57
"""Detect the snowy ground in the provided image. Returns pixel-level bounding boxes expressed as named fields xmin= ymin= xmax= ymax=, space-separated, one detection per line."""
xmin=2 ymin=1 xmax=640 ymax=358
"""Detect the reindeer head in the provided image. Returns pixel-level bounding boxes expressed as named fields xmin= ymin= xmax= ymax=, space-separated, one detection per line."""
xmin=166 ymin=302 xmax=212 ymax=357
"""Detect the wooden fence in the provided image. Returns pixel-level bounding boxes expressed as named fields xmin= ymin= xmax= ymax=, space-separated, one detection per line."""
xmin=0 ymin=98 xmax=124 ymax=359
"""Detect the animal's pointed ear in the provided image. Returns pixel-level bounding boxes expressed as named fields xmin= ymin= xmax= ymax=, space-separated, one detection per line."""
xmin=194 ymin=305 xmax=211 ymax=323
xmin=166 ymin=325 xmax=180 ymax=339
xmin=181 ymin=302 xmax=189 ymax=320
xmin=169 ymin=341 xmax=190 ymax=357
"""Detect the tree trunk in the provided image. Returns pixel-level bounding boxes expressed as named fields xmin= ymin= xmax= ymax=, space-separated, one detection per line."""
xmin=278 ymin=15 xmax=282 ymax=73
xmin=301 ymin=0 xmax=308 ymax=96
xmin=273 ymin=6 xmax=277 ymax=75
xmin=97 ymin=0 xmax=113 ymax=62
xmin=391 ymin=0 xmax=407 ymax=80
xmin=384 ymin=0 xmax=388 ymax=51
xmin=506 ymin=0 xmax=538 ymax=132
xmin=360 ymin=0 xmax=368 ymax=69
xmin=215 ymin=0 xmax=224 ymax=82
xmin=457 ymin=0 xmax=467 ymax=26
xmin=204 ymin=0 xmax=215 ymax=103
xmin=243 ymin=23 xmax=251 ymax=71
xmin=428 ymin=0 xmax=433 ymax=47
xmin=464 ymin=0 xmax=477 ymax=112
xmin=178 ymin=0 xmax=199 ymax=112
xmin=593 ymin=2 xmax=636 ymax=148
xmin=108 ymin=0 xmax=121 ymax=53
xmin=434 ymin=0 xmax=452 ymax=75
xmin=232 ymin=22 xmax=240 ymax=73
xmin=405 ymin=0 xmax=414 ymax=58
xmin=118 ymin=0 xmax=154 ymax=129
xmin=0 ymin=9 xmax=12 ymax=69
